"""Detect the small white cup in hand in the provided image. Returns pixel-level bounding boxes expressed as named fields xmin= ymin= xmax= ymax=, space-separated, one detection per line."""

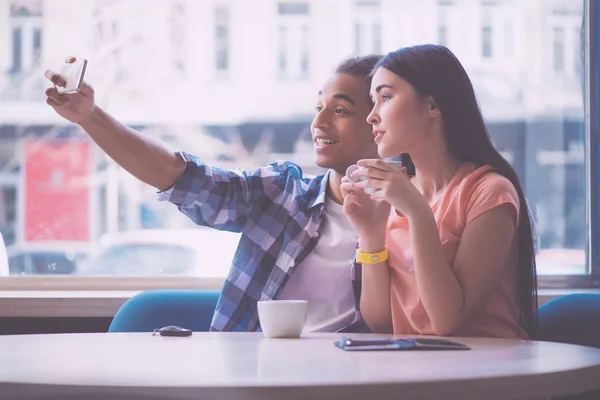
xmin=257 ymin=300 xmax=308 ymax=338
xmin=346 ymin=160 xmax=403 ymax=195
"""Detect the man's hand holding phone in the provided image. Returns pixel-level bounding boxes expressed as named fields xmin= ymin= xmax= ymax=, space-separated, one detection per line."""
xmin=42 ymin=55 xmax=186 ymax=191
xmin=44 ymin=56 xmax=96 ymax=125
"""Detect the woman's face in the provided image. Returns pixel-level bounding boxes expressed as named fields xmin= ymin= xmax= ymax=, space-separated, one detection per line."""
xmin=367 ymin=67 xmax=439 ymax=158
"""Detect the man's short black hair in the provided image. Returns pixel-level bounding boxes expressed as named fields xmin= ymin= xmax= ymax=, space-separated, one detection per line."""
xmin=335 ymin=54 xmax=383 ymax=81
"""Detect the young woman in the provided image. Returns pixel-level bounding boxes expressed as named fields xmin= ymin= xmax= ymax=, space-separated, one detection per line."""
xmin=341 ymin=45 xmax=537 ymax=339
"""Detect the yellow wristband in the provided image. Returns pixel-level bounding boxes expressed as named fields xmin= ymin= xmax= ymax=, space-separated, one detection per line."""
xmin=356 ymin=247 xmax=388 ymax=264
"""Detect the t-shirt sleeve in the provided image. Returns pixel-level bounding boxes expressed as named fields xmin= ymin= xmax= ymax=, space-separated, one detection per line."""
xmin=465 ymin=172 xmax=520 ymax=228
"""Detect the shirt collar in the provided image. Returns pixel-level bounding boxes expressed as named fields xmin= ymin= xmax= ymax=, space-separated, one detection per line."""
xmin=308 ymin=169 xmax=331 ymax=210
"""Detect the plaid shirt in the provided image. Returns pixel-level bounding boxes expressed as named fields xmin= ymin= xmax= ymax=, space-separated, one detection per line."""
xmin=157 ymin=152 xmax=368 ymax=332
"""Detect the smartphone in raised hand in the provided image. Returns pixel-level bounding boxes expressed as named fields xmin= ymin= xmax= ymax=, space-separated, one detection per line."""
xmin=55 ymin=58 xmax=88 ymax=94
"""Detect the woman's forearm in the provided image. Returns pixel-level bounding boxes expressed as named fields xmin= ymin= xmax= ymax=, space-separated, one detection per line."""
xmin=408 ymin=207 xmax=464 ymax=335
xmin=359 ymin=233 xmax=394 ymax=333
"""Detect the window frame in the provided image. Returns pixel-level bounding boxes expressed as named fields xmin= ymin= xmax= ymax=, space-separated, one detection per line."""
xmin=539 ymin=0 xmax=598 ymax=289
xmin=0 ymin=0 xmax=598 ymax=293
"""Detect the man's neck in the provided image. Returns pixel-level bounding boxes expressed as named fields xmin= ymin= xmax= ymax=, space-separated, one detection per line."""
xmin=327 ymin=170 xmax=344 ymax=205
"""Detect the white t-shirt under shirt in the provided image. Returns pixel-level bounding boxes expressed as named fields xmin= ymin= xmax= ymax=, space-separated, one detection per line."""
xmin=278 ymin=195 xmax=358 ymax=332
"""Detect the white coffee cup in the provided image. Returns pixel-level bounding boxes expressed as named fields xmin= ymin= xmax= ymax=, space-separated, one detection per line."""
xmin=257 ymin=300 xmax=308 ymax=338
xmin=346 ymin=160 xmax=403 ymax=195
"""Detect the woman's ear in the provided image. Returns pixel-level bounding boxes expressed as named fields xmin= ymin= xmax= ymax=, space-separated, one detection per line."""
xmin=427 ymin=96 xmax=441 ymax=117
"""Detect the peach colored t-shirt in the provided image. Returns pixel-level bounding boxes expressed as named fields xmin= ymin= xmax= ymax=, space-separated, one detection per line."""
xmin=386 ymin=163 xmax=528 ymax=339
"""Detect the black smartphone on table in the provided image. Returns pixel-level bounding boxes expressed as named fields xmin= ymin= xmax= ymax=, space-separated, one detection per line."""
xmin=334 ymin=336 xmax=470 ymax=351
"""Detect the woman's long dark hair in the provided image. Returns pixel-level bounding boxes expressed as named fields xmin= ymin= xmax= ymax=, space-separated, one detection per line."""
xmin=376 ymin=44 xmax=538 ymax=338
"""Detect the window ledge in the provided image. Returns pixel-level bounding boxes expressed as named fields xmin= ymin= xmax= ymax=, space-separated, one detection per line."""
xmin=0 ymin=291 xmax=142 ymax=318
xmin=0 ymin=277 xmax=225 ymax=318
xmin=0 ymin=287 xmax=597 ymax=318
xmin=538 ymin=288 xmax=600 ymax=305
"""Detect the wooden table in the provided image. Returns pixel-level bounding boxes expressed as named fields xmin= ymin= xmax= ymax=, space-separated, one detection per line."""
xmin=1 ymin=332 xmax=600 ymax=399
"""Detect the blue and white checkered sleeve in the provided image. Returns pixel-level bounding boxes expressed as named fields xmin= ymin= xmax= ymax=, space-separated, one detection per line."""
xmin=157 ymin=152 xmax=286 ymax=232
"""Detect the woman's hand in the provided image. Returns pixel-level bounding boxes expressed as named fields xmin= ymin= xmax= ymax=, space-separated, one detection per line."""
xmin=341 ymin=175 xmax=390 ymax=246
xmin=351 ymin=159 xmax=428 ymax=218
xmin=342 ymin=173 xmax=394 ymax=333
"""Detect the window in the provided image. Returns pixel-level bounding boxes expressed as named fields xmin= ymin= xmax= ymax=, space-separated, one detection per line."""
xmin=0 ymin=0 xmax=593 ymax=291
xmin=437 ymin=0 xmax=455 ymax=47
xmin=481 ymin=5 xmax=493 ymax=59
xmin=354 ymin=1 xmax=382 ymax=56
xmin=551 ymin=0 xmax=585 ymax=80
xmin=92 ymin=5 xmax=123 ymax=82
xmin=278 ymin=2 xmax=308 ymax=14
xmin=11 ymin=27 xmax=23 ymax=73
xmin=215 ymin=4 xmax=230 ymax=74
xmin=277 ymin=2 xmax=310 ymax=80
xmin=504 ymin=18 xmax=513 ymax=57
xmin=33 ymin=28 xmax=42 ymax=54
xmin=373 ymin=23 xmax=381 ymax=54
xmin=9 ymin=0 xmax=43 ymax=74
xmin=553 ymin=27 xmax=565 ymax=72
xmin=169 ymin=1 xmax=187 ymax=73
xmin=0 ymin=186 xmax=16 ymax=251
xmin=300 ymin=25 xmax=309 ymax=75
xmin=481 ymin=26 xmax=492 ymax=58
xmin=278 ymin=25 xmax=288 ymax=74
xmin=575 ymin=26 xmax=583 ymax=81
xmin=90 ymin=2 xmax=163 ymax=85
xmin=438 ymin=22 xmax=448 ymax=48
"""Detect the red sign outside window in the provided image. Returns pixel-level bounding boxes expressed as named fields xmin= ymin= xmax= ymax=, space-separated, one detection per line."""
xmin=23 ymin=139 xmax=91 ymax=242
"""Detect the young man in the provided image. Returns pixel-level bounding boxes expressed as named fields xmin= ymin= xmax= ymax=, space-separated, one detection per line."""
xmin=44 ymin=55 xmax=381 ymax=332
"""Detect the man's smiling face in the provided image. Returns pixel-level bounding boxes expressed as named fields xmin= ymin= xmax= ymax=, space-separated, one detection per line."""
xmin=311 ymin=73 xmax=378 ymax=174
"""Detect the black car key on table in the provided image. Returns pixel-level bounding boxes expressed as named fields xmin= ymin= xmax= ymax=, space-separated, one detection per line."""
xmin=153 ymin=325 xmax=193 ymax=337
